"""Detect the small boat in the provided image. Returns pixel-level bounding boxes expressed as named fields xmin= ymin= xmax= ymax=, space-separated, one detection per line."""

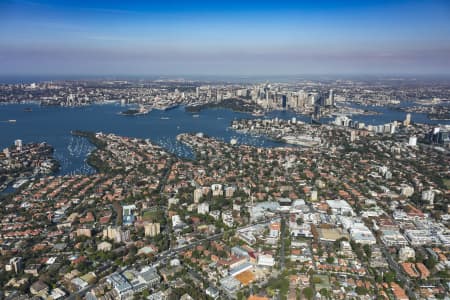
xmin=24 ymin=108 xmax=33 ymax=112
xmin=160 ymin=117 xmax=170 ymax=120
xmin=252 ymin=111 xmax=265 ymax=117
xmin=192 ymin=114 xmax=200 ymax=118
xmin=8 ymin=120 xmax=16 ymax=123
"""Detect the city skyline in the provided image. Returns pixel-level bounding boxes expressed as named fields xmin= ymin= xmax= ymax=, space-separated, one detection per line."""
xmin=1 ymin=0 xmax=450 ymax=76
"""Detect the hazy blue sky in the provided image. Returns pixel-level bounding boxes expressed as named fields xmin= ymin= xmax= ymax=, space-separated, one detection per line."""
xmin=1 ymin=0 xmax=449 ymax=76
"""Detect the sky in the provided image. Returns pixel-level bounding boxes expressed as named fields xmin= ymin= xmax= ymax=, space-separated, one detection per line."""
xmin=0 ymin=0 xmax=450 ymax=76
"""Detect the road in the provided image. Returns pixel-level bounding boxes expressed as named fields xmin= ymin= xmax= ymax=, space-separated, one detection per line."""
xmin=381 ymin=247 xmax=417 ymax=300
xmin=279 ymin=214 xmax=287 ymax=272
xmin=66 ymin=284 xmax=94 ymax=300
xmin=154 ymin=215 xmax=280 ymax=264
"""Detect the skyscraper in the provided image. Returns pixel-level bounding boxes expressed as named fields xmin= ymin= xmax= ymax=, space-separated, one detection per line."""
xmin=15 ymin=139 xmax=23 ymax=151
xmin=403 ymin=113 xmax=411 ymax=126
xmin=327 ymin=89 xmax=334 ymax=106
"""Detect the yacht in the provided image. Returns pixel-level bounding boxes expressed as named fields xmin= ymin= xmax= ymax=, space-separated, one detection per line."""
xmin=13 ymin=178 xmax=29 ymax=189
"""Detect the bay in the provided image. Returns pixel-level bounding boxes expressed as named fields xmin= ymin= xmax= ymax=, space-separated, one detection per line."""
xmin=1 ymin=102 xmax=448 ymax=177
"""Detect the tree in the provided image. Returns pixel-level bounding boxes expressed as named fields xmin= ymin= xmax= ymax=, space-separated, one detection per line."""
xmin=236 ymin=291 xmax=244 ymax=300
xmin=296 ymin=218 xmax=304 ymax=225
xmin=415 ymin=251 xmax=424 ymax=263
xmin=320 ymin=288 xmax=329 ymax=297
xmin=311 ymin=277 xmax=322 ymax=284
xmin=303 ymin=287 xmax=314 ymax=300
xmin=355 ymin=286 xmax=368 ymax=295
xmin=363 ymin=244 xmax=372 ymax=258
xmin=317 ymin=247 xmax=324 ymax=257
xmin=384 ymin=271 xmax=396 ymax=283
xmin=424 ymin=256 xmax=437 ymax=269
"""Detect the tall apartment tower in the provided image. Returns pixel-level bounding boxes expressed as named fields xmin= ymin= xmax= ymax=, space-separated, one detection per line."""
xmin=404 ymin=113 xmax=412 ymax=126
xmin=327 ymin=89 xmax=334 ymax=106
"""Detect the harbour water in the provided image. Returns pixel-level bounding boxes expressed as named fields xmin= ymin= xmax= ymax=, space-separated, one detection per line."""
xmin=1 ymin=102 xmax=449 ymax=176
